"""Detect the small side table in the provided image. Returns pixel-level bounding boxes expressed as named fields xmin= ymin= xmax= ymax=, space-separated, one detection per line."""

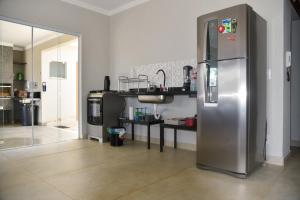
xmin=160 ymin=123 xmax=197 ymax=152
xmin=120 ymin=119 xmax=164 ymax=149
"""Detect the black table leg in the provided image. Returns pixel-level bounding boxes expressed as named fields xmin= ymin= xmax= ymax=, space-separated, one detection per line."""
xmin=174 ymin=128 xmax=177 ymax=149
xmin=160 ymin=125 xmax=164 ymax=152
xmin=131 ymin=122 xmax=134 ymax=141
xmin=147 ymin=124 xmax=151 ymax=149
xmin=162 ymin=127 xmax=164 ymax=146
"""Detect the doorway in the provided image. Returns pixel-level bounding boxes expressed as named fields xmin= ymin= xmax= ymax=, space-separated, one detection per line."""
xmin=0 ymin=19 xmax=80 ymax=149
xmin=291 ymin=19 xmax=300 ymax=148
xmin=41 ymin=38 xmax=78 ymax=138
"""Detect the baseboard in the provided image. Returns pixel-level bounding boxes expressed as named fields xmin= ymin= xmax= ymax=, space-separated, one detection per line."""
xmin=133 ymin=135 xmax=196 ymax=151
xmin=266 ymin=155 xmax=284 ymax=166
xmin=291 ymin=140 xmax=300 ymax=147
xmin=130 ymin=135 xmax=289 ymax=166
xmin=284 ymin=151 xmax=292 ymax=166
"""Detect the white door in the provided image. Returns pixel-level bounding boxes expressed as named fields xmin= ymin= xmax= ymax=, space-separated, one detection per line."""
xmin=41 ymin=39 xmax=78 ymax=127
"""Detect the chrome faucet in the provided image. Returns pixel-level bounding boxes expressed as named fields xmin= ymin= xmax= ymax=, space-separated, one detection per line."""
xmin=156 ymin=69 xmax=166 ymax=88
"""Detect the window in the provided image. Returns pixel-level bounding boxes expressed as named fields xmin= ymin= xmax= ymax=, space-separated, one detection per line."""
xmin=49 ymin=61 xmax=66 ymax=79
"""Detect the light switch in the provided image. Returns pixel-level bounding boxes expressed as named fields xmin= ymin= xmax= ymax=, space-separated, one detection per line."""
xmin=268 ymin=69 xmax=272 ymax=80
xmin=286 ymin=51 xmax=292 ymax=68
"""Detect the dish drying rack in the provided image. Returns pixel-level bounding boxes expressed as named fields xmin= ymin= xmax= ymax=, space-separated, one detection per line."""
xmin=118 ymin=75 xmax=149 ymax=92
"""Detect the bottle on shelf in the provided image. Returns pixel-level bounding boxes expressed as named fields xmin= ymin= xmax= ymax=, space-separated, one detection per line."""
xmin=190 ymin=68 xmax=197 ymax=92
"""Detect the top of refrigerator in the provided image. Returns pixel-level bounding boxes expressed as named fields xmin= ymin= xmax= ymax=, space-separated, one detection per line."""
xmin=197 ymin=4 xmax=250 ymax=62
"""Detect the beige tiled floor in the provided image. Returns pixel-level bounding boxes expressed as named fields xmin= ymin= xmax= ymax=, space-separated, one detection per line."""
xmin=0 ymin=124 xmax=78 ymax=149
xmin=0 ymin=140 xmax=299 ymax=200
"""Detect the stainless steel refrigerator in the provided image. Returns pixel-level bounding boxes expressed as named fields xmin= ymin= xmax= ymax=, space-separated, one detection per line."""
xmin=196 ymin=4 xmax=267 ymax=177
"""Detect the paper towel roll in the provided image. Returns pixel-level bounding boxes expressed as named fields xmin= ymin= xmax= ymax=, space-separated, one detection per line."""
xmin=129 ymin=106 xmax=134 ymax=120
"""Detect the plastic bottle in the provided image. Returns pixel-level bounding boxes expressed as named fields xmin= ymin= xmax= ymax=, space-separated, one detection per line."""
xmin=129 ymin=106 xmax=134 ymax=121
xmin=190 ymin=68 xmax=197 ymax=92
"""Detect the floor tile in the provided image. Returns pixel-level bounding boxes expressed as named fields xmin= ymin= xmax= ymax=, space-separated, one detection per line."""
xmin=1 ymin=140 xmax=299 ymax=200
xmin=0 ymin=181 xmax=72 ymax=200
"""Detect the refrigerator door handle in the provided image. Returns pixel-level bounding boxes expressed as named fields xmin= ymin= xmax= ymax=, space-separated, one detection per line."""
xmin=198 ymin=57 xmax=247 ymax=64
xmin=202 ymin=22 xmax=208 ymax=61
xmin=203 ymin=63 xmax=208 ymax=102
xmin=198 ymin=62 xmax=218 ymax=108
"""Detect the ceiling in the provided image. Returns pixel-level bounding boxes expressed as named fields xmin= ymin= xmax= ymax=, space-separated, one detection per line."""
xmin=60 ymin=0 xmax=150 ymax=15
xmin=0 ymin=20 xmax=61 ymax=50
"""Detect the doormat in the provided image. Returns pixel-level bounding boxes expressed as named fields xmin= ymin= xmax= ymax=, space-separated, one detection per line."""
xmin=55 ymin=125 xmax=70 ymax=129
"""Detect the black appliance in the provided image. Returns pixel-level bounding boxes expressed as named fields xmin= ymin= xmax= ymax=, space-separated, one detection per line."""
xmin=104 ymin=76 xmax=110 ymax=91
xmin=183 ymin=66 xmax=193 ymax=91
xmin=87 ymin=91 xmax=125 ymax=142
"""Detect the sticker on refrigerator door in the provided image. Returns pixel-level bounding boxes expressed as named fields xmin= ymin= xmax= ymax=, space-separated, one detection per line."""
xmin=219 ymin=18 xmax=238 ymax=34
xmin=218 ymin=25 xmax=225 ymax=33
xmin=227 ymin=35 xmax=236 ymax=41
xmin=231 ymin=19 xmax=237 ymax=33
xmin=221 ymin=18 xmax=232 ymax=33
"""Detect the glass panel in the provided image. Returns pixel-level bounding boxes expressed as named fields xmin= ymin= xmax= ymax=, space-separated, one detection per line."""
xmin=0 ymin=21 xmax=79 ymax=150
xmin=205 ymin=19 xmax=218 ymax=103
xmin=49 ymin=61 xmax=66 ymax=78
xmin=206 ymin=61 xmax=218 ymax=103
xmin=0 ymin=20 xmax=33 ymax=149
xmin=33 ymin=28 xmax=79 ymax=145
xmin=88 ymin=98 xmax=102 ymax=125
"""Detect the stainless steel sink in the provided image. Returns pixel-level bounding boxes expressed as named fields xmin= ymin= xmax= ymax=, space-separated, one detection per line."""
xmin=138 ymin=95 xmax=174 ymax=104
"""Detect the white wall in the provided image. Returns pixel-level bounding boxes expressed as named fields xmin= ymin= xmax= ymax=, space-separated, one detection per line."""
xmin=109 ymin=0 xmax=286 ymax=164
xmin=283 ymin=0 xmax=292 ymax=158
xmin=0 ymin=0 xmax=110 ymax=138
xmin=291 ymin=20 xmax=300 ymax=146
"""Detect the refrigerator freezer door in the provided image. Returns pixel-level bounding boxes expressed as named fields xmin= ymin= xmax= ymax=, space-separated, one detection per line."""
xmin=197 ymin=58 xmax=247 ymax=174
xmin=197 ymin=4 xmax=249 ymax=62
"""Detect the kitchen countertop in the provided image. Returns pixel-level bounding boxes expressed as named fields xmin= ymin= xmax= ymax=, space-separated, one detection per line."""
xmin=118 ymin=87 xmax=197 ymax=97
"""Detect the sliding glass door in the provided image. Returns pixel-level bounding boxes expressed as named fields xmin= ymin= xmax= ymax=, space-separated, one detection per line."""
xmin=0 ymin=19 xmax=79 ymax=150
xmin=0 ymin=20 xmax=34 ymax=149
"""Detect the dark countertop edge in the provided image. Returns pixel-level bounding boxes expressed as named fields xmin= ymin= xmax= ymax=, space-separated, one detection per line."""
xmin=118 ymin=91 xmax=197 ymax=97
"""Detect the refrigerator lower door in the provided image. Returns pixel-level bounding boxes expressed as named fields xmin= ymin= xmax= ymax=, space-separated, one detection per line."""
xmin=197 ymin=58 xmax=247 ymax=175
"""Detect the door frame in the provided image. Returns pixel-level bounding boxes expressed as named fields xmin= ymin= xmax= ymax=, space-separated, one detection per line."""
xmin=0 ymin=15 xmax=83 ymax=140
xmin=290 ymin=19 xmax=300 ymax=148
